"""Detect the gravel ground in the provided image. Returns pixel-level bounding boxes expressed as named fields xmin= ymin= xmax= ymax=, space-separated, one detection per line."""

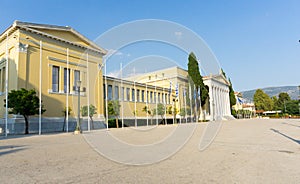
xmin=0 ymin=119 xmax=299 ymax=183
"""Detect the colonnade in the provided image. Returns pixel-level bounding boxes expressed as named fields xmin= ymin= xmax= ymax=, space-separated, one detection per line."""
xmin=209 ymin=82 xmax=231 ymax=121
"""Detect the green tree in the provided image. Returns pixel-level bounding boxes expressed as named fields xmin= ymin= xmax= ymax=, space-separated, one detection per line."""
xmin=228 ymin=78 xmax=236 ymax=113
xmin=5 ymin=88 xmax=46 ymax=134
xmin=271 ymin=96 xmax=278 ymax=110
xmin=253 ymin=89 xmax=273 ymax=111
xmin=81 ymin=104 xmax=97 ymax=129
xmin=142 ymin=105 xmax=154 ymax=125
xmin=62 ymin=106 xmax=72 ymax=131
xmin=276 ymin=92 xmax=291 ymax=111
xmin=187 ymin=52 xmax=209 ymax=119
xmin=167 ymin=106 xmax=173 ymax=114
xmin=154 ymin=103 xmax=166 ymax=124
xmin=107 ymin=100 xmax=120 ymax=128
xmin=179 ymin=108 xmax=191 ymax=118
xmin=221 ymin=68 xmax=227 ymax=79
xmin=285 ymin=100 xmax=299 ymax=115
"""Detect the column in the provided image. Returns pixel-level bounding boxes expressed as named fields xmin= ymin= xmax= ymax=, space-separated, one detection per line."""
xmin=209 ymin=84 xmax=214 ymax=121
xmin=70 ymin=69 xmax=74 ymax=94
xmin=219 ymin=87 xmax=222 ymax=118
xmin=220 ymin=87 xmax=225 ymax=117
xmin=216 ymin=87 xmax=219 ymax=119
xmin=218 ymin=87 xmax=222 ymax=119
xmin=48 ymin=64 xmax=52 ymax=92
xmin=215 ymin=86 xmax=218 ymax=120
xmin=223 ymin=89 xmax=226 ymax=116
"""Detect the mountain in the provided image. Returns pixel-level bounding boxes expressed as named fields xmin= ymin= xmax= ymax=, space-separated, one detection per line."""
xmin=241 ymin=86 xmax=299 ymax=102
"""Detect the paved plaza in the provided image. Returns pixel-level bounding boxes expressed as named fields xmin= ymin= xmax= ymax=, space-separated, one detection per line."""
xmin=1 ymin=119 xmax=300 ymax=183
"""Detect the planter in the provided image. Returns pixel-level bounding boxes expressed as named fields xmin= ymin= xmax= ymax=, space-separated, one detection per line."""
xmin=74 ymin=130 xmax=81 ymax=135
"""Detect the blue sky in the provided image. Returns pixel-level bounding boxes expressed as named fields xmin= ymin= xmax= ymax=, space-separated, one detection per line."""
xmin=1 ymin=0 xmax=299 ymax=91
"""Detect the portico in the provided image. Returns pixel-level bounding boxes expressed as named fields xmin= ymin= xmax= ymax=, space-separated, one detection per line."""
xmin=204 ymin=74 xmax=232 ymax=121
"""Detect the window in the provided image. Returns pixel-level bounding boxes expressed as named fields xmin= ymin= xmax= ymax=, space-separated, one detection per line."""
xmin=103 ymin=84 xmax=106 ymax=99
xmin=1 ymin=67 xmax=5 ymax=92
xmin=114 ymin=86 xmax=119 ymax=100
xmin=52 ymin=66 xmax=59 ymax=92
xmin=74 ymin=70 xmax=80 ymax=93
xmin=154 ymin=92 xmax=156 ymax=103
xmin=150 ymin=91 xmax=153 ymax=103
xmin=158 ymin=93 xmax=160 ymax=103
xmin=137 ymin=89 xmax=140 ymax=102
xmin=121 ymin=87 xmax=124 ymax=101
xmin=132 ymin=88 xmax=135 ymax=102
xmin=141 ymin=90 xmax=145 ymax=102
xmin=64 ymin=68 xmax=70 ymax=93
xmin=167 ymin=94 xmax=169 ymax=103
xmin=108 ymin=85 xmax=112 ymax=100
xmin=146 ymin=91 xmax=149 ymax=103
xmin=126 ymin=88 xmax=130 ymax=101
xmin=74 ymin=70 xmax=80 ymax=85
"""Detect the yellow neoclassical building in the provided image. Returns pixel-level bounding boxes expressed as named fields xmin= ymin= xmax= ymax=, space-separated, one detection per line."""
xmin=103 ymin=67 xmax=192 ymax=126
xmin=104 ymin=66 xmax=232 ymax=123
xmin=0 ymin=21 xmax=233 ymax=134
xmin=104 ymin=75 xmax=174 ymax=120
xmin=0 ymin=21 xmax=106 ymax=121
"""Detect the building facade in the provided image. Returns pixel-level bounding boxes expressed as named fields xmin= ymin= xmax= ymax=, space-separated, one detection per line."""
xmin=113 ymin=66 xmax=232 ymax=121
xmin=0 ymin=21 xmax=106 ymax=121
xmin=0 ymin=21 xmax=233 ymax=133
xmin=233 ymin=92 xmax=256 ymax=118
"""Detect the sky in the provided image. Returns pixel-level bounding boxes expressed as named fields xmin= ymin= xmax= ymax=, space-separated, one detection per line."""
xmin=1 ymin=0 xmax=299 ymax=91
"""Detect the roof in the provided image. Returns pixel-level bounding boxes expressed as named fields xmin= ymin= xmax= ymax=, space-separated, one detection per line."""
xmin=0 ymin=20 xmax=107 ymax=55
xmin=203 ymin=73 xmax=230 ymax=86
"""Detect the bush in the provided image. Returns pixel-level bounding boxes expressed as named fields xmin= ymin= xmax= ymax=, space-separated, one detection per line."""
xmin=108 ymin=119 xmax=125 ymax=128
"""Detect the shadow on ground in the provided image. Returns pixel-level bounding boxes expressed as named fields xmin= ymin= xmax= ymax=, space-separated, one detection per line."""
xmin=282 ymin=122 xmax=300 ymax=128
xmin=270 ymin=128 xmax=300 ymax=145
xmin=0 ymin=145 xmax=27 ymax=156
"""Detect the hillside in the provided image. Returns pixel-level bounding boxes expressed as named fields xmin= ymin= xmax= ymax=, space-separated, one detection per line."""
xmin=241 ymin=86 xmax=298 ymax=102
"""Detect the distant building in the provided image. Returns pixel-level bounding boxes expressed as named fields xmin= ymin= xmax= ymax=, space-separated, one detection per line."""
xmin=233 ymin=92 xmax=256 ymax=118
xmin=116 ymin=67 xmax=232 ymax=121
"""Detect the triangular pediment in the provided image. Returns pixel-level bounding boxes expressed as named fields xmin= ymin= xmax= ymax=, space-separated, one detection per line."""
xmin=204 ymin=73 xmax=230 ymax=86
xmin=214 ymin=74 xmax=230 ymax=86
xmin=14 ymin=21 xmax=105 ymax=53
xmin=36 ymin=29 xmax=92 ymax=47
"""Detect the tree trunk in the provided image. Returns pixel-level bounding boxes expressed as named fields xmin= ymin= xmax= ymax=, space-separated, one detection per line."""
xmin=161 ymin=115 xmax=166 ymax=125
xmin=24 ymin=115 xmax=29 ymax=134
xmin=90 ymin=116 xmax=94 ymax=130
xmin=62 ymin=114 xmax=66 ymax=131
xmin=196 ymin=88 xmax=200 ymax=122
xmin=116 ymin=117 xmax=119 ymax=128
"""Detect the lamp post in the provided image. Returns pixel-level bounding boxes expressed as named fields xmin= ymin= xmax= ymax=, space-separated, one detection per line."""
xmin=298 ymin=85 xmax=300 ymax=116
xmin=75 ymin=80 xmax=82 ymax=134
xmin=148 ymin=73 xmax=173 ymax=125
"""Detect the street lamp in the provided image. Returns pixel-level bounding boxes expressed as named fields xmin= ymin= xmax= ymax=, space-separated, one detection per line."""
xmin=298 ymin=85 xmax=300 ymax=116
xmin=74 ymin=80 xmax=84 ymax=134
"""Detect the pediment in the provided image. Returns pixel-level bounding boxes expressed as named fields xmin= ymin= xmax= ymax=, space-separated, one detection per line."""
xmin=14 ymin=21 xmax=105 ymax=53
